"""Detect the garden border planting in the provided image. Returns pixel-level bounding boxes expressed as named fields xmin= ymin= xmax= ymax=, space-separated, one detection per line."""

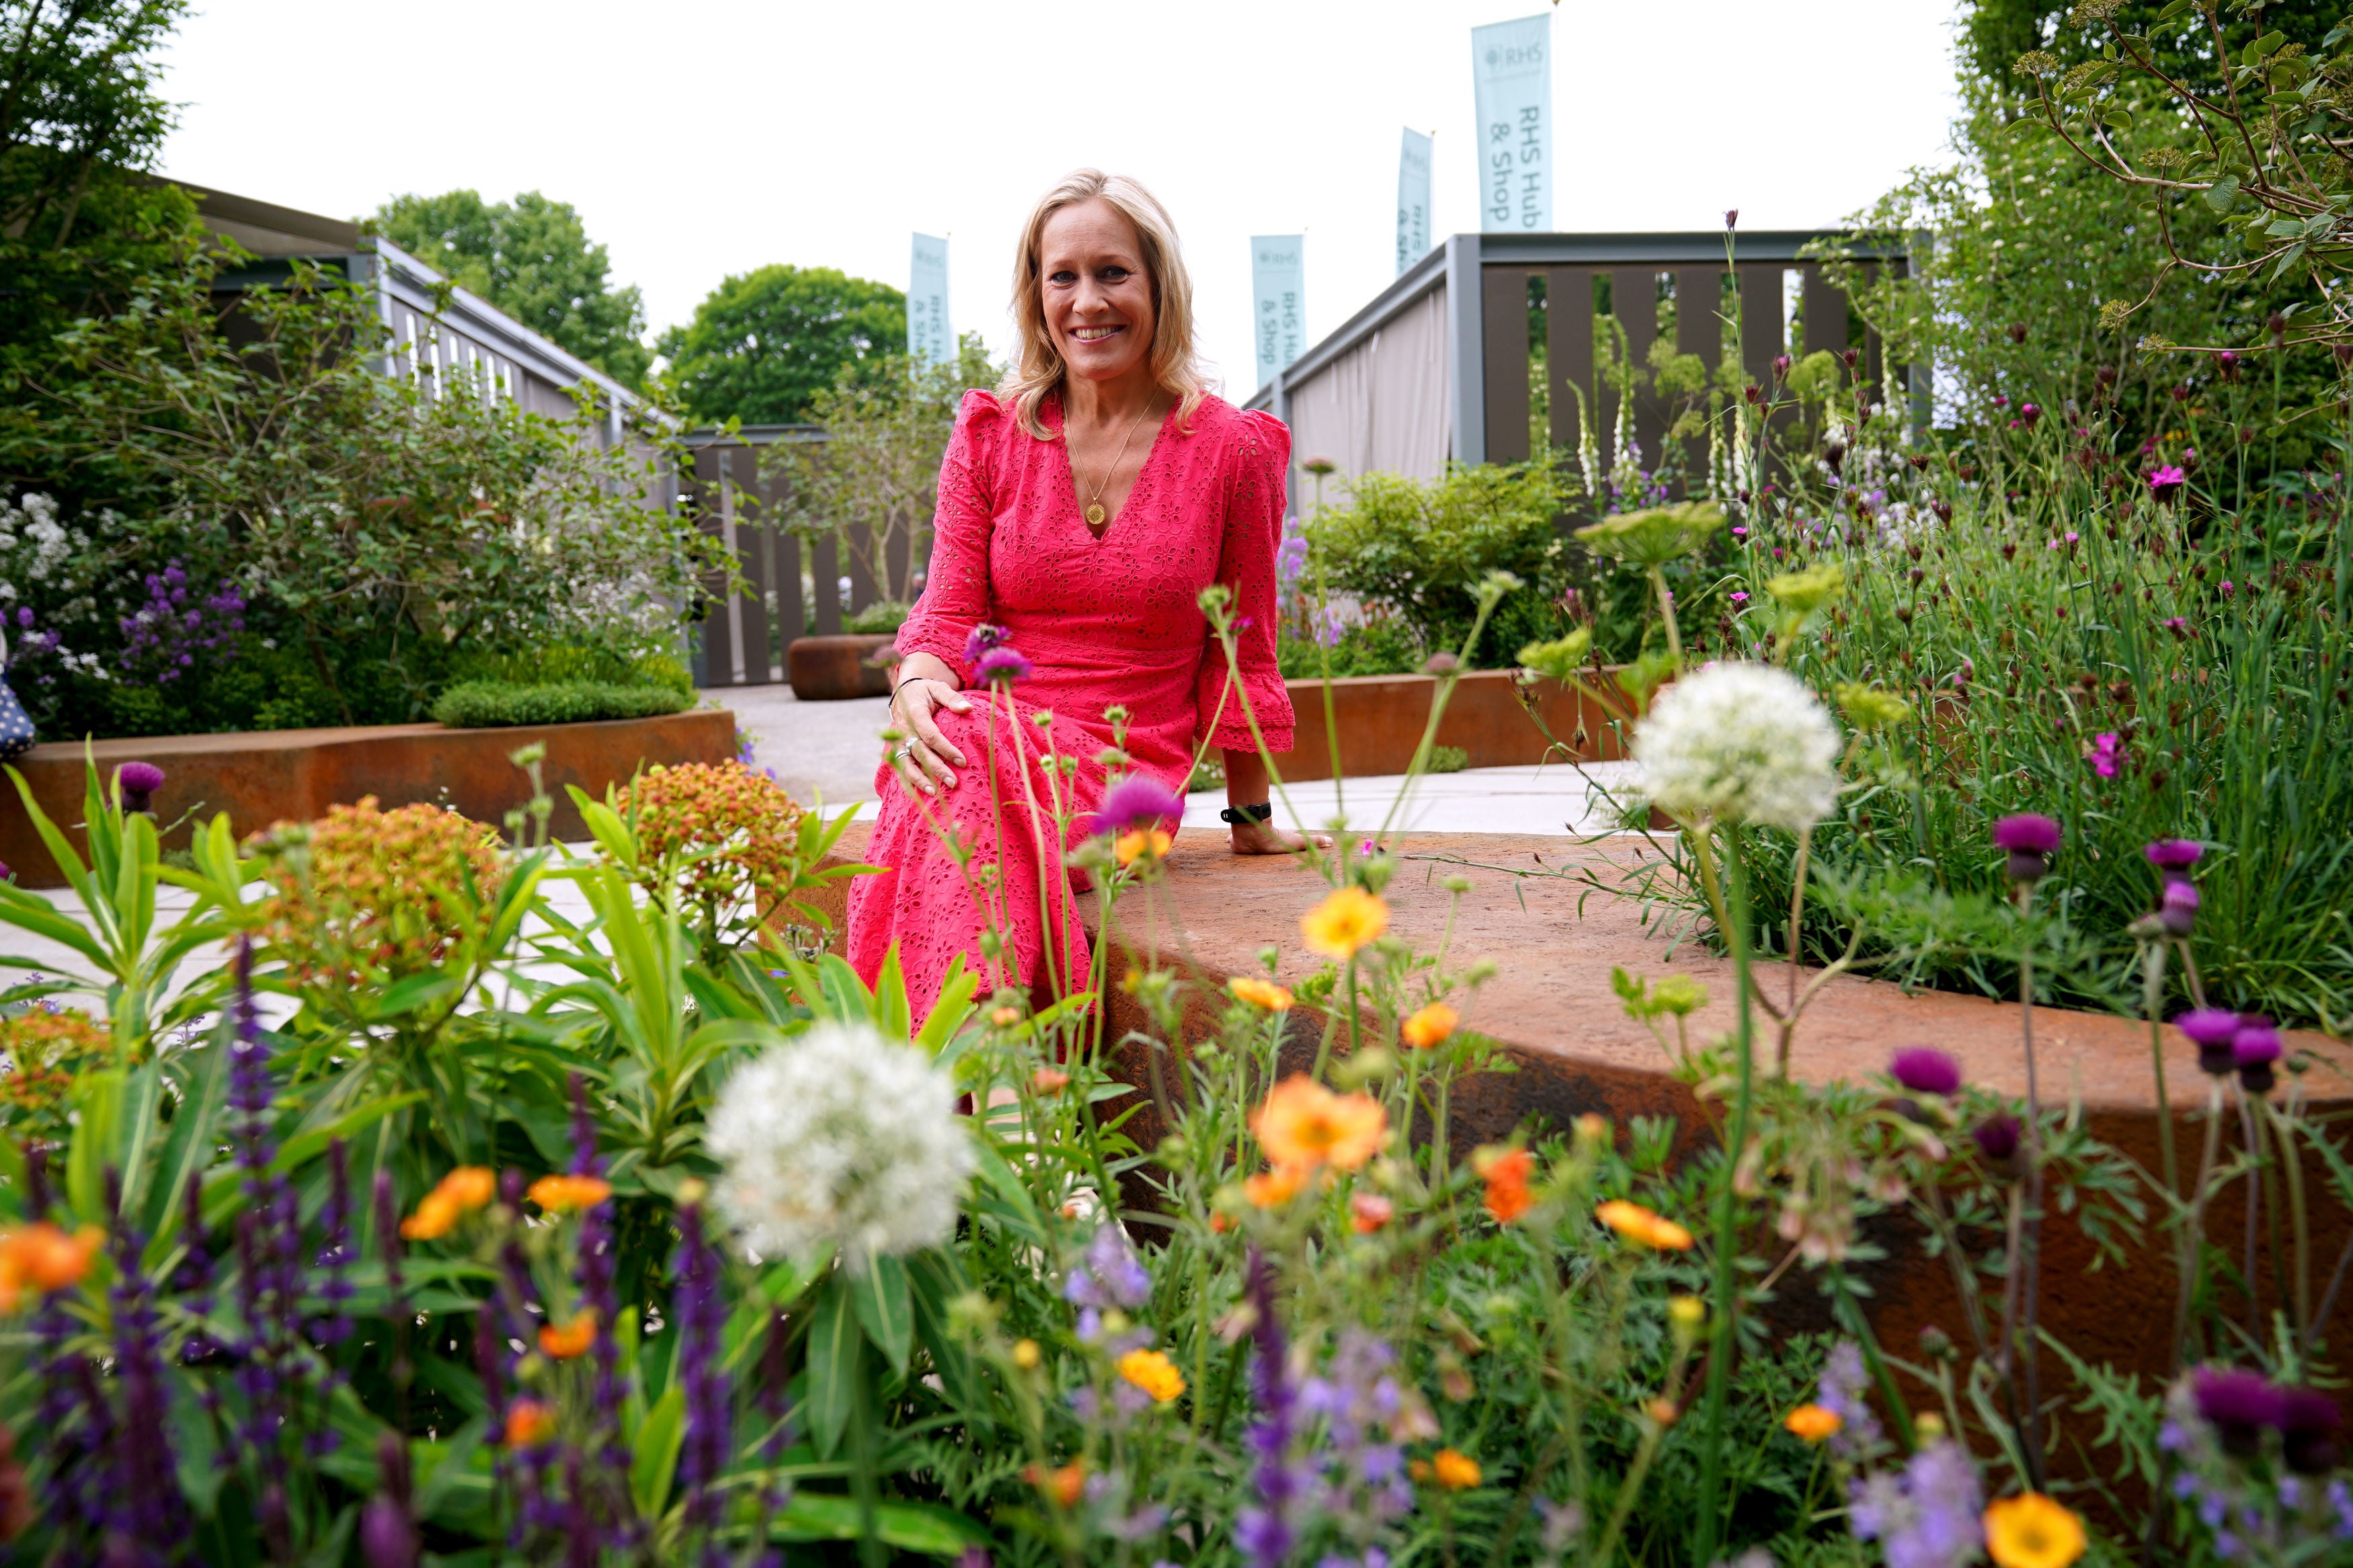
xmin=1269 ymin=668 xmax=1629 ymax=780
xmin=0 ymin=708 xmax=735 ymax=886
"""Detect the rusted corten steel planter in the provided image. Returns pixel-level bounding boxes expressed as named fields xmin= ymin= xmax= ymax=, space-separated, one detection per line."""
xmin=787 ymin=634 xmax=898 ymax=701
xmin=1267 ymin=669 xmax=1631 ymax=781
xmin=807 ymin=819 xmax=2351 ymax=1410
xmin=0 ymin=708 xmax=735 ymax=889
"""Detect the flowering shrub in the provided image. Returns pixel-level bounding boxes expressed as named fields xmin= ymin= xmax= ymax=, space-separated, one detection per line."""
xmin=602 ymin=760 xmax=844 ymax=962
xmin=0 ymin=1006 xmax=108 ymax=1141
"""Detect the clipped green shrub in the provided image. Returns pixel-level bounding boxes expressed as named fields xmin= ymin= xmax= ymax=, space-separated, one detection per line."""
xmin=431 ymin=680 xmax=692 ymax=729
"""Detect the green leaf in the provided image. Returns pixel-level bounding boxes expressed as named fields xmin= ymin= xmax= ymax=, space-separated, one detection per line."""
xmin=768 ymin=1493 xmax=990 ymax=1555
xmin=804 ymin=1276 xmax=861 ymax=1458
xmin=2272 ymin=241 xmax=2309 ymax=280
xmin=2205 ymin=174 xmax=2241 ymax=213
xmin=2157 ymin=0 xmax=2192 ymax=22
xmin=67 ymin=1069 xmax=125 ymax=1223
xmin=630 ymin=1385 xmax=686 ymax=1520
xmin=413 ymin=1418 xmax=490 ymax=1521
xmin=849 ymin=1255 xmax=914 ymax=1377
xmin=906 ymin=1249 xmax=985 ymax=1415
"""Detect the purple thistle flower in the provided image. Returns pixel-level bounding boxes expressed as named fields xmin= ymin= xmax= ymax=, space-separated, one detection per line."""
xmin=963 ymin=622 xmax=1009 ymax=665
xmin=1971 ymin=1114 xmax=2023 ymax=1176
xmin=114 ymin=761 xmax=165 ymax=812
xmin=1889 ymin=1047 xmax=1962 ymax=1098
xmin=2282 ymin=1390 xmax=2344 ymax=1475
xmin=1992 ymin=813 xmax=2060 ymax=881
xmin=2193 ymin=1367 xmax=2286 ymax=1456
xmin=2146 ymin=839 xmax=2203 ymax=874
xmin=2159 ymin=878 xmax=2199 ymax=938
xmin=2177 ymin=1009 xmax=2243 ymax=1075
xmin=1092 ymin=775 xmax=1185 ymax=838
xmin=2233 ymin=1018 xmax=2282 ymax=1094
xmin=975 ymin=644 xmax=1033 ymax=686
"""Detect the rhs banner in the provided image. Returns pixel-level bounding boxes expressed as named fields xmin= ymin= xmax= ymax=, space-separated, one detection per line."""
xmin=1471 ymin=12 xmax=1552 ymax=233
xmin=909 ymin=233 xmax=951 ymax=366
xmin=1251 ymin=235 xmax=1306 ymax=393
xmin=1397 ymin=128 xmax=1433 ymax=275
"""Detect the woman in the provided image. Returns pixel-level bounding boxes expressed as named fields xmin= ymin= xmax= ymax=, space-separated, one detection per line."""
xmin=846 ymin=169 xmax=1315 ymax=1021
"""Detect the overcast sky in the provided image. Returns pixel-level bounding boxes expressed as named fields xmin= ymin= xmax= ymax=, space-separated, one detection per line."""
xmin=159 ymin=1 xmax=1966 ymax=399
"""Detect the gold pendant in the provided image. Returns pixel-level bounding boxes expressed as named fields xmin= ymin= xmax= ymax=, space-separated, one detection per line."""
xmin=1084 ymin=501 xmax=1107 ymax=529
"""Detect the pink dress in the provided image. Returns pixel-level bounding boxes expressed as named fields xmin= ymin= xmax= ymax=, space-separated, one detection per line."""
xmin=846 ymin=388 xmax=1295 ymax=1021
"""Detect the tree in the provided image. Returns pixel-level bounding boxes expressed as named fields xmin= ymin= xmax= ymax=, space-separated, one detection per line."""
xmin=371 ymin=188 xmax=652 ymax=388
xmin=657 ymin=265 xmax=905 ymax=425
xmin=762 ymin=333 xmax=998 ymax=606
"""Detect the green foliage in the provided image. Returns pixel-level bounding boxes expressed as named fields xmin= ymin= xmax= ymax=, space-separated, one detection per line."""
xmin=843 ymin=597 xmax=912 ymax=635
xmin=1276 ymin=616 xmax=1423 ymax=678
xmin=371 ymin=188 xmax=652 ymax=388
xmin=430 ymin=679 xmax=692 ymax=729
xmin=1307 ymin=462 xmax=1568 ymax=665
xmin=656 ymin=263 xmax=906 ymax=425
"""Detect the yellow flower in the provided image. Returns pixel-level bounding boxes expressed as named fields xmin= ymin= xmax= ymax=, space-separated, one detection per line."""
xmin=1401 ymin=1002 xmax=1458 ymax=1048
xmin=1244 ymin=1167 xmax=1303 ymax=1208
xmin=505 ymin=1398 xmax=556 ymax=1448
xmin=1300 ymin=886 xmax=1389 ymax=958
xmin=1431 ymin=1448 xmax=1482 ymax=1490
xmin=1117 ymin=1349 xmax=1187 ymax=1403
xmin=1252 ymin=1075 xmax=1388 ymax=1172
xmin=1668 ymin=1295 xmax=1706 ymax=1329
xmin=1646 ymin=1397 xmax=1680 ymax=1427
xmin=538 ymin=1310 xmax=598 ymax=1360
xmin=0 ymin=1221 xmax=104 ymax=1311
xmin=1230 ymin=977 xmax=1295 ymax=1012
xmin=1011 ymin=1338 xmax=1042 ymax=1370
xmin=1784 ymin=1403 xmax=1843 ymax=1443
xmin=528 ymin=1174 xmax=612 ymax=1214
xmin=1115 ymin=828 xmax=1174 ymax=866
xmin=1596 ymin=1199 xmax=1694 ymax=1251
xmin=1984 ymin=1493 xmax=2085 ymax=1568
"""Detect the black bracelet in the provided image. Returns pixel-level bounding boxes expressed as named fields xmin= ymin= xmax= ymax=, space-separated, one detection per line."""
xmin=1219 ymin=802 xmax=1275 ymax=826
xmin=895 ymin=675 xmax=931 ymax=693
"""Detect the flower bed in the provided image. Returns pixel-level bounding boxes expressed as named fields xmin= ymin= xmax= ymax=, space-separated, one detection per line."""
xmin=1267 ymin=668 xmax=1628 ymax=781
xmin=0 ymin=707 xmax=733 ymax=886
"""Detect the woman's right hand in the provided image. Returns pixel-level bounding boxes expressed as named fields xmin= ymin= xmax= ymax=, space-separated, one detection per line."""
xmin=888 ymin=657 xmax=972 ymax=796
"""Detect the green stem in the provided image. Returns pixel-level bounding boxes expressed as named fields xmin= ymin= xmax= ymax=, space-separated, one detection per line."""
xmin=1693 ymin=825 xmax=1755 ymax=1565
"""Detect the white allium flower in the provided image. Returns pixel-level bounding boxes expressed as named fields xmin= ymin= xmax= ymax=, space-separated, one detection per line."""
xmin=705 ymin=1022 xmax=975 ymax=1270
xmin=1634 ymin=662 xmax=1841 ymax=831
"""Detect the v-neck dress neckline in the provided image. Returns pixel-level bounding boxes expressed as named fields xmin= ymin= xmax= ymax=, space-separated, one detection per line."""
xmin=1053 ymin=397 xmax=1177 ymax=543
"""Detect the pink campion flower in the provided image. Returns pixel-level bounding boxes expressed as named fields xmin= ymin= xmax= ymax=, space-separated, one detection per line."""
xmin=2148 ymin=465 xmax=2187 ymax=499
xmin=2091 ymin=732 xmax=2122 ymax=778
xmin=1729 ymin=591 xmax=1750 ymax=604
xmin=2219 ymin=580 xmax=2235 ymax=599
xmin=2163 ymin=616 xmax=2192 ymax=641
xmin=2020 ymin=403 xmax=2042 ymax=427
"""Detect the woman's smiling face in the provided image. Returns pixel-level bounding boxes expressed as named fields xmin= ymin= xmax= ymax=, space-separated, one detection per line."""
xmin=1038 ymin=197 xmax=1156 ymax=387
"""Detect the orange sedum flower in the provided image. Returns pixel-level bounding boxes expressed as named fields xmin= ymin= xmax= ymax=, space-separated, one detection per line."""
xmin=538 ymin=1310 xmax=598 ymax=1360
xmin=504 ymin=1398 xmax=555 ymax=1448
xmin=1786 ymin=1404 xmax=1842 ymax=1442
xmin=0 ymin=1222 xmax=104 ymax=1311
xmin=528 ymin=1174 xmax=612 ymax=1214
xmin=1300 ymin=886 xmax=1389 ymax=958
xmin=1117 ymin=1349 xmax=1187 ymax=1403
xmin=1431 ymin=1448 xmax=1482 ymax=1490
xmin=1477 ymin=1147 xmax=1536 ymax=1224
xmin=1401 ymin=1003 xmax=1458 ymax=1048
xmin=1983 ymin=1493 xmax=2085 ymax=1568
xmin=1229 ymin=977 xmax=1295 ymax=1012
xmin=1252 ymin=1075 xmax=1388 ymax=1172
xmin=1597 ymin=1199 xmax=1694 ymax=1250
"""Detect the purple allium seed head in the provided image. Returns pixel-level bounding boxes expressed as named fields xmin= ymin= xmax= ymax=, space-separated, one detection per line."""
xmin=2193 ymin=1366 xmax=2288 ymax=1455
xmin=974 ymin=645 xmax=1033 ymax=685
xmin=1889 ymin=1047 xmax=1963 ymax=1098
xmin=1094 ymin=774 xmax=1185 ymax=837
xmin=2146 ymin=838 xmax=2203 ymax=872
xmin=2159 ymin=877 xmax=2199 ymax=937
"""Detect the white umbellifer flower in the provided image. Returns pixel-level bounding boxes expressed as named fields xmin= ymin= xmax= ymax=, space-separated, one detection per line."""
xmin=705 ymin=1022 xmax=975 ymax=1270
xmin=1634 ymin=661 xmax=1841 ymax=831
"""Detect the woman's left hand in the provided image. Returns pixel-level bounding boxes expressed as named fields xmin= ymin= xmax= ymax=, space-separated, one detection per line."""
xmin=1229 ymin=818 xmax=1330 ymax=856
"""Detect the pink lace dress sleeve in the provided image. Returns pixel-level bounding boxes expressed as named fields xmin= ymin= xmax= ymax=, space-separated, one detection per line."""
xmin=1195 ymin=407 xmax=1297 ymax=752
xmin=893 ymin=390 xmax=1002 ymax=681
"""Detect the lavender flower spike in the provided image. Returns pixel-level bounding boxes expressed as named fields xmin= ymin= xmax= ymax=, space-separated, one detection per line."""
xmin=1235 ymin=1249 xmax=1305 ymax=1568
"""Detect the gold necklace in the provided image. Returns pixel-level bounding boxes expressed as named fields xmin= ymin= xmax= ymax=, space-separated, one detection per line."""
xmin=1078 ymin=399 xmax=1157 ymax=532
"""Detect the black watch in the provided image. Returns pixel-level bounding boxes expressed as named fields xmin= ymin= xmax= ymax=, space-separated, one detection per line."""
xmin=1219 ymin=802 xmax=1275 ymax=826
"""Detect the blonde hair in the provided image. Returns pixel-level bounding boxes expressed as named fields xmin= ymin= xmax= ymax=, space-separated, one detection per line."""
xmin=1004 ymin=169 xmax=1207 ymax=440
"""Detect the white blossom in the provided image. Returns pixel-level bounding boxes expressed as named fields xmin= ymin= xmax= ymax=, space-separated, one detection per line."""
xmin=705 ymin=1022 xmax=974 ymax=1270
xmin=1634 ymin=661 xmax=1841 ymax=831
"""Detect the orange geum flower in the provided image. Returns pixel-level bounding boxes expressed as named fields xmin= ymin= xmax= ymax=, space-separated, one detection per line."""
xmin=1031 ymin=1067 xmax=1071 ymax=1094
xmin=1401 ymin=1002 xmax=1458 ymax=1048
xmin=1597 ymin=1199 xmax=1694 ymax=1251
xmin=538 ymin=1310 xmax=598 ymax=1360
xmin=528 ymin=1174 xmax=612 ymax=1214
xmin=401 ymin=1165 xmax=495 ymax=1240
xmin=1431 ymin=1448 xmax=1482 ymax=1490
xmin=1784 ymin=1403 xmax=1843 ymax=1443
xmin=1984 ymin=1493 xmax=2086 ymax=1568
xmin=1116 ymin=1349 xmax=1187 ymax=1403
xmin=1243 ymin=1167 xmax=1302 ymax=1208
xmin=0 ymin=1222 xmax=104 ymax=1310
xmin=1024 ymin=1460 xmax=1087 ymax=1509
xmin=504 ymin=1398 xmax=555 ymax=1448
xmin=1474 ymin=1146 xmax=1536 ymax=1224
xmin=1115 ymin=828 xmax=1174 ymax=866
xmin=1349 ymin=1192 xmax=1395 ymax=1233
xmin=1251 ymin=1075 xmax=1388 ymax=1173
xmin=1300 ymin=885 xmax=1389 ymax=958
xmin=1229 ymin=977 xmax=1295 ymax=1012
